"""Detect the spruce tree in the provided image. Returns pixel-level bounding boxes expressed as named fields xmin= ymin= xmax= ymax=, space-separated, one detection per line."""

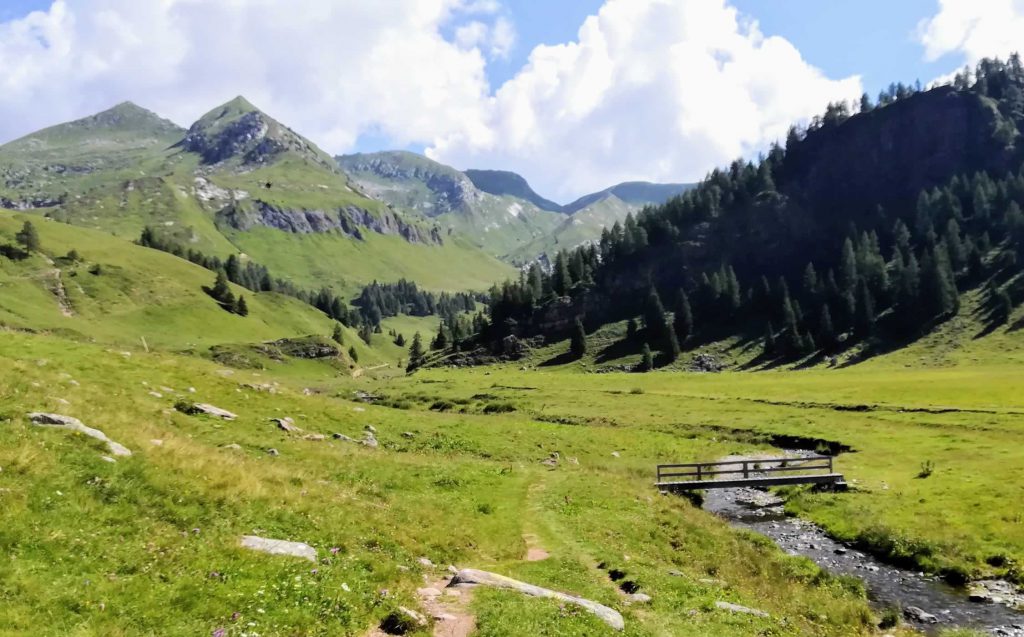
xmin=15 ymin=221 xmax=40 ymax=252
xmin=763 ymin=322 xmax=776 ymax=356
xmin=626 ymin=318 xmax=638 ymax=341
xmin=570 ymin=318 xmax=587 ymax=359
xmin=994 ymin=287 xmax=1014 ymax=324
xmin=673 ymin=289 xmax=693 ymax=344
xmin=210 ymin=269 xmax=235 ymax=308
xmin=234 ymin=295 xmax=249 ymax=317
xmin=840 ymin=237 xmax=858 ymax=292
xmin=640 ymin=344 xmax=654 ymax=372
xmin=408 ymin=332 xmax=425 ymax=371
xmin=644 ymin=288 xmax=668 ymax=343
xmin=348 ymin=346 xmax=359 ymax=363
xmin=854 ymin=280 xmax=875 ymax=336
xmin=332 ymin=323 xmax=345 ymax=345
xmin=817 ymin=304 xmax=835 ymax=351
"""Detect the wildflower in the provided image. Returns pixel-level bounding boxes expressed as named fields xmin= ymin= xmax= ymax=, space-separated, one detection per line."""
xmin=212 ymin=628 xmax=226 ymax=637
xmin=329 ymin=547 xmax=340 ymax=555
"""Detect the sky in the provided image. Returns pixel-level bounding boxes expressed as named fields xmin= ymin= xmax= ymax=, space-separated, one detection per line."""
xmin=0 ymin=0 xmax=1021 ymax=202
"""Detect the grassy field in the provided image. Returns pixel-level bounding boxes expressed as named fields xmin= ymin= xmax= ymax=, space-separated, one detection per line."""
xmin=393 ymin=352 xmax=1024 ymax=589
xmin=0 ymin=329 xmax=893 ymax=637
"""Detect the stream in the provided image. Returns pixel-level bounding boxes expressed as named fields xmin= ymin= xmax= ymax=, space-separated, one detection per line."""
xmin=704 ymin=482 xmax=1024 ymax=636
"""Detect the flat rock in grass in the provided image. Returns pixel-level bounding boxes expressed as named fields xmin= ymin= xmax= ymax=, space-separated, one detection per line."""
xmin=28 ymin=413 xmax=132 ymax=457
xmin=449 ymin=568 xmax=624 ymax=631
xmin=714 ymin=601 xmax=769 ymax=618
xmin=176 ymin=402 xmax=237 ymax=420
xmin=272 ymin=417 xmax=302 ymax=433
xmin=239 ymin=535 xmax=316 ymax=562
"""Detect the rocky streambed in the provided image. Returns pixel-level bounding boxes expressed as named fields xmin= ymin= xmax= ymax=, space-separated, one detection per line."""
xmin=704 ymin=485 xmax=1024 ymax=636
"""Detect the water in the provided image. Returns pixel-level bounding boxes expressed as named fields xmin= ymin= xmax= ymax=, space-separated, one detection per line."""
xmin=704 ymin=485 xmax=1024 ymax=636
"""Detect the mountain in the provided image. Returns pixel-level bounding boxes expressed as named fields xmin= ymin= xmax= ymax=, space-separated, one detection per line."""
xmin=0 ymin=99 xmax=514 ymax=296
xmin=338 ymin=151 xmax=689 ymax=263
xmin=464 ymin=169 xmax=563 ymax=212
xmin=479 ymin=58 xmax=1024 ymax=370
xmin=563 ymin=181 xmax=693 ymax=214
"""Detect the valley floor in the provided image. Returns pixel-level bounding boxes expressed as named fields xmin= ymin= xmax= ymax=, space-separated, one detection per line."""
xmin=2 ymin=327 xmax=1021 ymax=636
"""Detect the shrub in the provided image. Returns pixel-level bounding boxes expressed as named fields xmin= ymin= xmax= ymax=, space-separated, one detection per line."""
xmin=917 ymin=460 xmax=934 ymax=479
xmin=483 ymin=402 xmax=516 ymax=414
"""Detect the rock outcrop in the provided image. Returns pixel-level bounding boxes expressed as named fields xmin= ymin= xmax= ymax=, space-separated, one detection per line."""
xmin=27 ymin=412 xmax=132 ymax=457
xmin=449 ymin=568 xmax=624 ymax=631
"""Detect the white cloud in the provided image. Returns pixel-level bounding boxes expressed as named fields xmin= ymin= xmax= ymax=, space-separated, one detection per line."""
xmin=0 ymin=0 xmax=502 ymax=151
xmin=0 ymin=0 xmax=859 ymax=202
xmin=428 ymin=0 xmax=861 ymax=201
xmin=918 ymin=0 xmax=1024 ymax=65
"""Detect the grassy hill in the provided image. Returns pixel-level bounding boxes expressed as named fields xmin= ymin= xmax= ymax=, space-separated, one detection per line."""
xmin=0 ymin=101 xmax=514 ymax=297
xmin=0 ymin=212 xmax=400 ymax=372
xmin=338 ymin=151 xmax=690 ymax=264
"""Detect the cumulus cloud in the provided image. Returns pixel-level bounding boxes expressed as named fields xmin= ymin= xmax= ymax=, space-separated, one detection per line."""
xmin=0 ymin=0 xmax=500 ymax=151
xmin=428 ymin=0 xmax=862 ymax=200
xmin=918 ymin=0 xmax=1024 ymax=65
xmin=0 ymin=0 xmax=859 ymax=201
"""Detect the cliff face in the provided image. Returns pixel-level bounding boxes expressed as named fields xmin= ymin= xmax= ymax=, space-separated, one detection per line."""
xmin=216 ymin=200 xmax=442 ymax=245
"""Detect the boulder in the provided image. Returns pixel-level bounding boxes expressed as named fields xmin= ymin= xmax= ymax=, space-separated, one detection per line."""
xmin=177 ymin=403 xmax=237 ymax=420
xmin=333 ymin=433 xmax=355 ymax=442
xmin=272 ymin=417 xmax=302 ymax=433
xmin=239 ymin=535 xmax=316 ymax=562
xmin=714 ymin=601 xmax=769 ymax=618
xmin=27 ymin=413 xmax=132 ymax=457
xmin=303 ymin=434 xmax=326 ymax=442
xmin=267 ymin=448 xmax=280 ymax=456
xmin=449 ymin=568 xmax=624 ymax=631
xmin=903 ymin=606 xmax=938 ymax=624
xmin=362 ymin=432 xmax=379 ymax=448
xmin=222 ymin=443 xmax=243 ymax=451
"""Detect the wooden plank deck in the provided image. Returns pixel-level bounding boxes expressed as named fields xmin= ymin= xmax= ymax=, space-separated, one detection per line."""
xmin=655 ymin=456 xmax=846 ymax=491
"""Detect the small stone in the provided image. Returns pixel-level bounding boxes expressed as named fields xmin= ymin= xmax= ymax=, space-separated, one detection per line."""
xmin=239 ymin=535 xmax=316 ymax=562
xmin=611 ymin=451 xmax=620 ymax=458
xmin=418 ymin=557 xmax=434 ymax=567
xmin=273 ymin=417 xmax=301 ymax=433
xmin=333 ymin=433 xmax=354 ymax=442
xmin=627 ymin=593 xmax=652 ymax=604
xmin=715 ymin=601 xmax=768 ymax=618
xmin=365 ymin=425 xmax=377 ymax=433
xmin=401 ymin=431 xmax=415 ymax=439
xmin=148 ymin=391 xmax=163 ymax=398
xmin=222 ymin=443 xmax=243 ymax=451
xmin=267 ymin=448 xmax=279 ymax=456
xmin=150 ymin=439 xmax=164 ymax=446
xmin=303 ymin=434 xmax=326 ymax=441
xmin=417 ymin=587 xmax=442 ymax=598
xmin=100 ymin=456 xmax=116 ymax=463
xmin=903 ymin=606 xmax=938 ymax=624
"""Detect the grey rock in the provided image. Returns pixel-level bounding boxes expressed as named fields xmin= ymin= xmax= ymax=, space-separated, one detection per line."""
xmin=28 ymin=412 xmax=132 ymax=457
xmin=222 ymin=443 xmax=243 ymax=451
xmin=450 ymin=568 xmax=624 ymax=631
xmin=903 ymin=606 xmax=938 ymax=624
xmin=266 ymin=448 xmax=279 ymax=456
xmin=714 ymin=601 xmax=769 ymax=618
xmin=333 ymin=433 xmax=355 ymax=442
xmin=272 ymin=417 xmax=302 ymax=433
xmin=239 ymin=535 xmax=316 ymax=562
xmin=362 ymin=432 xmax=379 ymax=448
xmin=627 ymin=593 xmax=652 ymax=604
xmin=178 ymin=403 xmax=237 ymax=420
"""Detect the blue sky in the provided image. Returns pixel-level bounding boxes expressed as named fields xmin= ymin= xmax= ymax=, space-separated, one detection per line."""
xmin=0 ymin=0 xmax=1013 ymax=199
xmin=490 ymin=0 xmax=960 ymax=98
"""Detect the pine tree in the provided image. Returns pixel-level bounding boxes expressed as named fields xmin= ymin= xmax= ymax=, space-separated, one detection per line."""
xmin=394 ymin=333 xmax=407 ymax=347
xmin=15 ymin=221 xmax=40 ymax=252
xmin=854 ymin=280 xmax=875 ymax=336
xmin=408 ymin=332 xmax=425 ymax=371
xmin=640 ymin=344 xmax=654 ymax=372
xmin=332 ymin=323 xmax=345 ymax=344
xmin=994 ymin=287 xmax=1014 ymax=324
xmin=553 ymin=252 xmax=572 ymax=296
xmin=348 ymin=346 xmax=359 ymax=363
xmin=432 ymin=323 xmax=449 ymax=350
xmin=921 ymin=246 xmax=959 ymax=318
xmin=234 ymin=295 xmax=249 ymax=317
xmin=644 ymin=288 xmax=668 ymax=344
xmin=673 ymin=289 xmax=693 ymax=344
xmin=840 ymin=237 xmax=858 ymax=291
xmin=763 ymin=322 xmax=776 ymax=356
xmin=626 ymin=318 xmax=638 ymax=341
xmin=210 ymin=269 xmax=235 ymax=308
xmin=570 ymin=318 xmax=587 ymax=359
xmin=817 ymin=304 xmax=835 ymax=351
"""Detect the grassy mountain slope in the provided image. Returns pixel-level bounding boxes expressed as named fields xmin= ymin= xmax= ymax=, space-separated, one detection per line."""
xmin=464 ymin=168 xmax=564 ymax=212
xmin=563 ymin=181 xmax=693 ymax=215
xmin=0 ymin=211 xmax=395 ymax=369
xmin=0 ymin=101 xmax=514 ymax=295
xmin=338 ymin=151 xmax=689 ymax=263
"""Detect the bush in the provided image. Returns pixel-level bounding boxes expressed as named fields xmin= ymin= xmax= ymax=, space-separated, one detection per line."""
xmin=917 ymin=460 xmax=934 ymax=479
xmin=483 ymin=402 xmax=516 ymax=414
xmin=878 ymin=604 xmax=901 ymax=629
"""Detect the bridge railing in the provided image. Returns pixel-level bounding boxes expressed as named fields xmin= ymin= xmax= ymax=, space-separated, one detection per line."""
xmin=656 ymin=456 xmax=834 ymax=483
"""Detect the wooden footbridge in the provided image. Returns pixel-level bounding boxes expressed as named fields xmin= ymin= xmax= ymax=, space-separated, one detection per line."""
xmin=656 ymin=456 xmax=846 ymax=492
